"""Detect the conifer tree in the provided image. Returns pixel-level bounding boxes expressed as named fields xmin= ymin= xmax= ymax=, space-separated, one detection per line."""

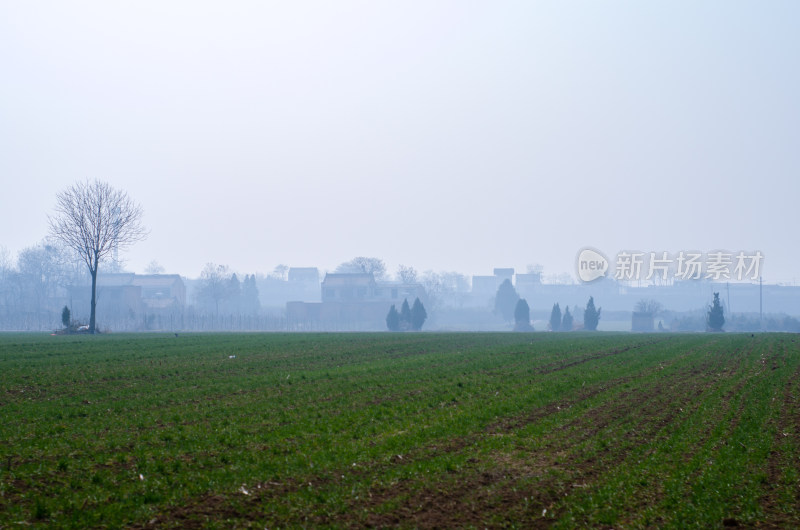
xmin=513 ymin=298 xmax=533 ymax=331
xmin=550 ymin=303 xmax=562 ymax=331
xmin=400 ymin=299 xmax=412 ymax=331
xmin=707 ymin=292 xmax=725 ymax=332
xmin=226 ymin=273 xmax=242 ymax=313
xmin=61 ymin=305 xmax=71 ymax=329
xmin=562 ymin=306 xmax=573 ymax=331
xmin=242 ymin=275 xmax=261 ymax=314
xmin=494 ymin=279 xmax=519 ymax=322
xmin=386 ymin=305 xmax=400 ymax=331
xmin=411 ymin=297 xmax=427 ymax=331
xmin=584 ymin=296 xmax=601 ymax=331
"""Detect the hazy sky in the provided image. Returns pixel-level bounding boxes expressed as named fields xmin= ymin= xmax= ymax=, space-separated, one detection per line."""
xmin=2 ymin=1 xmax=798 ymax=282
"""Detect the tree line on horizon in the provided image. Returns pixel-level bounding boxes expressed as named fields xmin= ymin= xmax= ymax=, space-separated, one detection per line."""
xmin=3 ymin=179 xmax=790 ymax=333
xmin=494 ymin=278 xmax=601 ymax=332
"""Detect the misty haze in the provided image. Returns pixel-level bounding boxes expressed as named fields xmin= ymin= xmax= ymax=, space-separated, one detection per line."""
xmin=1 ymin=2 xmax=799 ymax=528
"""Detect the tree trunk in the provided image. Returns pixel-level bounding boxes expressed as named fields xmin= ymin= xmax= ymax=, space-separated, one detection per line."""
xmin=89 ymin=260 xmax=98 ymax=334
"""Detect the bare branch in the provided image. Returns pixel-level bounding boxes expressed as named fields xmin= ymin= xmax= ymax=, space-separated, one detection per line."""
xmin=48 ymin=180 xmax=147 ymax=332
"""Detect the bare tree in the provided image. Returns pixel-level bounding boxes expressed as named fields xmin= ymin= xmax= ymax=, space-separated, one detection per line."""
xmin=420 ymin=270 xmax=469 ymax=311
xmin=197 ymin=263 xmax=231 ymax=316
xmin=396 ymin=265 xmax=418 ymax=284
xmin=145 ymin=260 xmax=165 ymax=274
xmin=16 ymin=241 xmax=72 ymax=326
xmin=48 ymin=180 xmax=147 ymax=333
xmin=271 ymin=264 xmax=289 ymax=281
xmin=0 ymin=246 xmax=15 ymax=323
xmin=336 ymin=257 xmax=387 ymax=280
xmin=0 ymin=246 xmax=11 ymax=273
xmin=635 ymin=299 xmax=663 ymax=316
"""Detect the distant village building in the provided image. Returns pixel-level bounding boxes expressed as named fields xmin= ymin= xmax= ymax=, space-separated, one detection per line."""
xmin=631 ymin=311 xmax=655 ymax=332
xmin=5 ymin=257 xmax=800 ymax=332
xmin=69 ymin=273 xmax=185 ymax=330
xmin=467 ymin=268 xmax=519 ymax=306
xmin=286 ymin=273 xmax=425 ymax=330
xmin=471 ymin=276 xmax=499 ymax=299
xmin=514 ymin=272 xmax=542 ymax=303
xmin=514 ymin=272 xmax=541 ymax=291
xmin=288 ymin=267 xmax=319 ymax=283
xmin=286 ymin=267 xmax=320 ymax=303
xmin=136 ymin=274 xmax=186 ymax=310
xmin=493 ymin=268 xmax=514 ymax=283
xmin=253 ymin=267 xmax=321 ymax=308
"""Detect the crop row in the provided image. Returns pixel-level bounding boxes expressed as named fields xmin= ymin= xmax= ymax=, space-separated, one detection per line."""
xmin=0 ymin=332 xmax=797 ymax=527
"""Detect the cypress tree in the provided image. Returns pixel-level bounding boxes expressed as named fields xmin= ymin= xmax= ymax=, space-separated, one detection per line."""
xmin=550 ymin=303 xmax=562 ymax=332
xmin=386 ymin=305 xmax=400 ymax=331
xmin=494 ymin=279 xmax=519 ymax=322
xmin=584 ymin=296 xmax=601 ymax=331
xmin=61 ymin=305 xmax=71 ymax=329
xmin=400 ymin=299 xmax=412 ymax=331
xmin=514 ymin=298 xmax=533 ymax=331
xmin=707 ymin=292 xmax=725 ymax=331
xmin=562 ymin=306 xmax=573 ymax=331
xmin=242 ymin=275 xmax=260 ymax=315
xmin=411 ymin=297 xmax=427 ymax=331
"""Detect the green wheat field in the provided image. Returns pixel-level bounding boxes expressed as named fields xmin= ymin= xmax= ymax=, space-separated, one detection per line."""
xmin=1 ymin=332 xmax=798 ymax=528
